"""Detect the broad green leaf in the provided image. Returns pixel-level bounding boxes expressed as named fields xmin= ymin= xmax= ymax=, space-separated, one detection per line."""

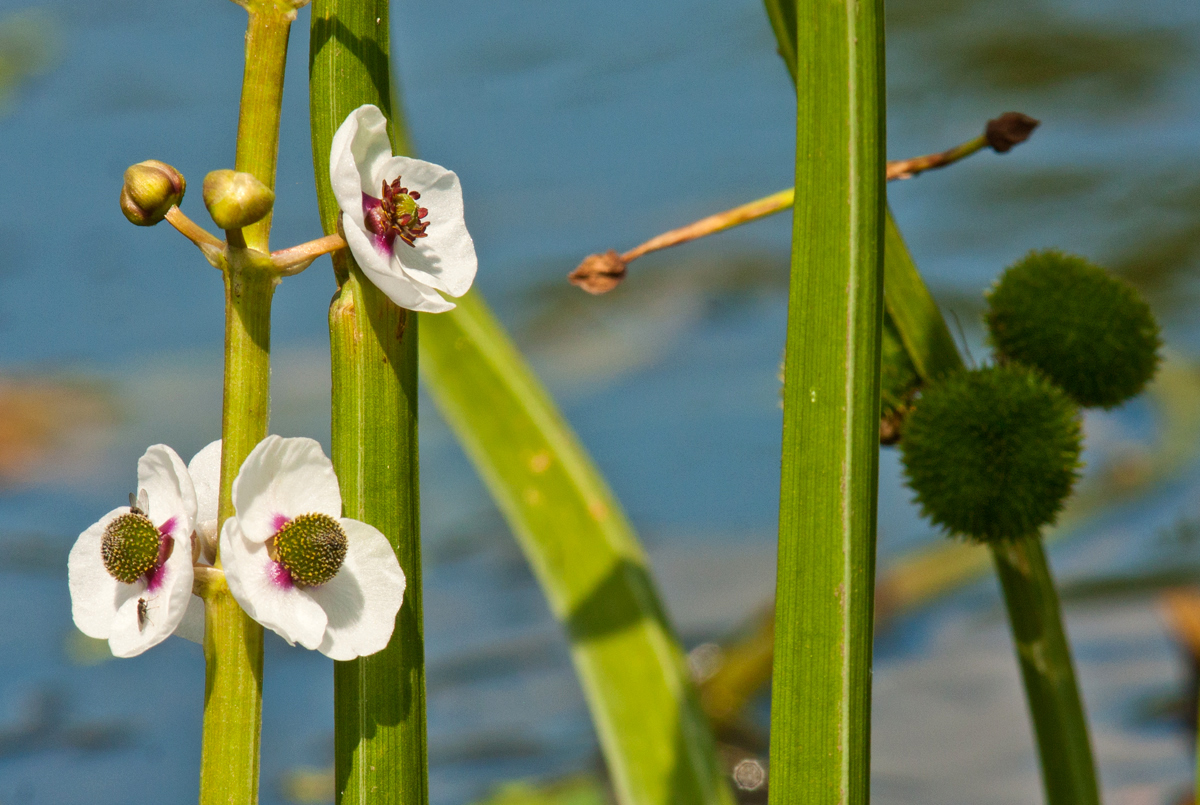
xmin=422 ymin=292 xmax=733 ymax=805
xmin=767 ymin=0 xmax=886 ymax=799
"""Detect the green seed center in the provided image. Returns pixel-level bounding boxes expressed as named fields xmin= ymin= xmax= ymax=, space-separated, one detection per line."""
xmin=271 ymin=513 xmax=347 ymax=587
xmin=101 ymin=512 xmax=162 ymax=584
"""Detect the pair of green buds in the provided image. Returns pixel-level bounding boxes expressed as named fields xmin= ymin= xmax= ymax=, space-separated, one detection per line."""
xmin=900 ymin=250 xmax=1162 ymax=543
xmin=118 ymin=159 xmax=344 ymax=276
xmin=120 ymin=160 xmax=274 ymax=232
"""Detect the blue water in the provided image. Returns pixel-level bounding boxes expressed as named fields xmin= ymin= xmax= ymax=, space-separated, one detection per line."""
xmin=1 ymin=0 xmax=1199 ymax=801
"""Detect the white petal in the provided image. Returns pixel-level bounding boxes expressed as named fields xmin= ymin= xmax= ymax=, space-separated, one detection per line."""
xmin=138 ymin=444 xmax=197 ymax=540
xmin=174 ymin=595 xmax=206 ymax=644
xmin=343 ymin=224 xmax=456 ymax=313
xmin=308 ymin=519 xmax=405 ymax=661
xmin=374 ymin=155 xmax=477 ymax=298
xmin=221 ymin=517 xmax=328 ymax=649
xmin=189 ymin=440 xmax=222 ymax=525
xmin=330 ymin=104 xmax=393 ymax=233
xmin=232 ymin=436 xmax=342 ymax=543
xmin=107 ymin=525 xmax=194 ymax=658
xmin=68 ymin=508 xmax=128 ymax=639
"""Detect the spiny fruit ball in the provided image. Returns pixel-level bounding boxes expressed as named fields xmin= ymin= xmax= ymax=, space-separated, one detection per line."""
xmin=900 ymin=364 xmax=1082 ymax=543
xmin=986 ymin=250 xmax=1160 ymax=409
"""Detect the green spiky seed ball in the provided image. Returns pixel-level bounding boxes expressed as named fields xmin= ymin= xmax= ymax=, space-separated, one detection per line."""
xmin=986 ymin=250 xmax=1160 ymax=409
xmin=900 ymin=364 xmax=1082 ymax=543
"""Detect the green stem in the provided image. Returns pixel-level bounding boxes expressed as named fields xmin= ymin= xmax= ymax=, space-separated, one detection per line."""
xmin=992 ymin=534 xmax=1101 ymax=805
xmin=768 ymin=0 xmax=885 ymax=801
xmin=234 ymin=6 xmax=292 ymax=252
xmin=201 ymin=5 xmax=294 ymax=804
xmin=310 ymin=2 xmax=427 ymax=802
xmin=328 ymin=264 xmax=425 ymax=805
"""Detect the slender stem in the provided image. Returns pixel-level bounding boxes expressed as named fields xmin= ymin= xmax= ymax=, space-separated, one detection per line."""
xmin=272 ymin=233 xmax=346 ymax=274
xmin=768 ymin=0 xmax=884 ymax=801
xmin=885 ymin=135 xmax=986 ymax=181
xmin=579 ymin=130 xmax=1000 ymax=277
xmin=202 ymin=258 xmax=274 ymax=805
xmin=992 ymin=534 xmax=1101 ymax=805
xmin=165 ymin=206 xmax=224 ymax=250
xmin=623 ymin=188 xmax=794 ymax=261
xmin=568 ymin=127 xmax=1012 ymax=297
xmin=310 ymin=0 xmax=428 ymax=802
xmin=200 ymin=5 xmax=293 ymax=804
xmin=234 ymin=6 xmax=292 ymax=253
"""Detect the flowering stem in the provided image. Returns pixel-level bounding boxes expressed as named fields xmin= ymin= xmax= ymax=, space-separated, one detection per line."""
xmin=310 ymin=1 xmax=428 ymax=803
xmin=200 ymin=3 xmax=295 ymax=804
xmin=992 ymin=534 xmax=1100 ymax=805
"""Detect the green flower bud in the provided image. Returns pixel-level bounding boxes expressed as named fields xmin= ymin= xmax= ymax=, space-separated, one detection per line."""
xmin=900 ymin=364 xmax=1083 ymax=543
xmin=101 ymin=510 xmax=163 ymax=583
xmin=202 ymin=169 xmax=275 ymax=231
xmin=986 ymin=250 xmax=1161 ymax=409
xmin=120 ymin=160 xmax=186 ymax=226
xmin=270 ymin=513 xmax=347 ymax=587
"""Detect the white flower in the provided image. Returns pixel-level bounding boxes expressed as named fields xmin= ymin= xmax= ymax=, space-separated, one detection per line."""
xmin=67 ymin=445 xmax=197 ymax=657
xmin=330 ymin=103 xmax=477 ymax=313
xmin=219 ymin=435 xmax=405 ymax=660
xmin=170 ymin=439 xmax=224 ymax=644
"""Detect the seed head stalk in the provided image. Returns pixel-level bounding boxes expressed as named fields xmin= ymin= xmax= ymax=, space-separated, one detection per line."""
xmin=200 ymin=3 xmax=296 ymax=803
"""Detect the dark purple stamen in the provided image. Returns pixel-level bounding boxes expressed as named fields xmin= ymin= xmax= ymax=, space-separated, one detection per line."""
xmin=361 ymin=176 xmax=430 ymax=257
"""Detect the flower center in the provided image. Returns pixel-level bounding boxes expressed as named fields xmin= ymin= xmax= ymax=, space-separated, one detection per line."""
xmin=268 ymin=513 xmax=348 ymax=587
xmin=363 ymin=177 xmax=429 ymax=252
xmin=101 ymin=511 xmax=163 ymax=584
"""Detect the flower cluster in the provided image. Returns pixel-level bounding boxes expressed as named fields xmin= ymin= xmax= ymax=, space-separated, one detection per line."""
xmin=69 ymin=437 xmax=405 ymax=659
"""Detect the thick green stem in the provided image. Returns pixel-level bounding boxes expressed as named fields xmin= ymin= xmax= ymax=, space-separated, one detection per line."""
xmin=310 ymin=1 xmax=427 ymax=802
xmin=992 ymin=535 xmax=1101 ymax=805
xmin=328 ymin=264 xmax=425 ymax=805
xmin=768 ymin=0 xmax=885 ymax=801
xmin=200 ymin=5 xmax=293 ymax=804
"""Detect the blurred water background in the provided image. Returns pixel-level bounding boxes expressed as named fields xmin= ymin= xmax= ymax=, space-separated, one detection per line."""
xmin=1 ymin=0 xmax=1200 ymax=802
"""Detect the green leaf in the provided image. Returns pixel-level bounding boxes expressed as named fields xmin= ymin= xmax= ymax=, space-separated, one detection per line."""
xmin=767 ymin=0 xmax=886 ymax=799
xmin=310 ymin=3 xmax=427 ymax=804
xmin=882 ymin=212 xmax=964 ymax=380
xmin=764 ymin=6 xmax=1100 ymax=802
xmin=421 ymin=292 xmax=734 ymax=805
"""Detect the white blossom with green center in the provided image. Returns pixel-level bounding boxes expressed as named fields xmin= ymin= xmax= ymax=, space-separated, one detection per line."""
xmin=67 ymin=444 xmax=198 ymax=657
xmin=331 ymin=104 xmax=477 ymax=312
xmin=219 ymin=435 xmax=406 ymax=660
